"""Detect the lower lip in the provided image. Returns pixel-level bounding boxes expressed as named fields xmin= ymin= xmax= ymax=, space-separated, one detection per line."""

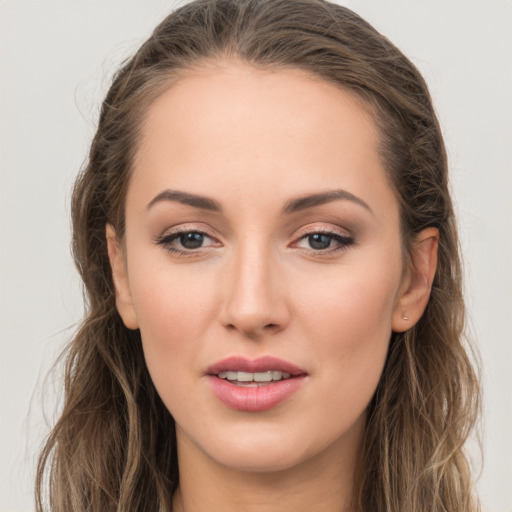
xmin=207 ymin=375 xmax=306 ymax=412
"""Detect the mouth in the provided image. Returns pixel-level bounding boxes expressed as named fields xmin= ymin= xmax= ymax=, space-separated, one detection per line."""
xmin=216 ymin=370 xmax=293 ymax=387
xmin=206 ymin=355 xmax=306 ymax=382
xmin=206 ymin=356 xmax=307 ymax=412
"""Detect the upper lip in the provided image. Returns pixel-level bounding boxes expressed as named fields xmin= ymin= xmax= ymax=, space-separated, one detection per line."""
xmin=206 ymin=356 xmax=307 ymax=376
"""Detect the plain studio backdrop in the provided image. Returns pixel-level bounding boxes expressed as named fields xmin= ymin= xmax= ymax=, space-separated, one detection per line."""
xmin=0 ymin=1 xmax=510 ymax=511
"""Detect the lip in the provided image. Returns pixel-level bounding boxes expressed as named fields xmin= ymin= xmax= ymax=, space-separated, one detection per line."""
xmin=206 ymin=355 xmax=306 ymax=376
xmin=206 ymin=356 xmax=307 ymax=412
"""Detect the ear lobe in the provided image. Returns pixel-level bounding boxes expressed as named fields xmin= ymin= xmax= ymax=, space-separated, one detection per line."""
xmin=106 ymin=224 xmax=139 ymax=330
xmin=392 ymin=227 xmax=439 ymax=333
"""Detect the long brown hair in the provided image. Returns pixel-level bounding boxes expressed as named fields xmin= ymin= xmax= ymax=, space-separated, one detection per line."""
xmin=36 ymin=1 xmax=480 ymax=510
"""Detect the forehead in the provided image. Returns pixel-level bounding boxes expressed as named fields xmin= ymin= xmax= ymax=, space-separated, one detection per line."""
xmin=137 ymin=59 xmax=379 ymax=161
xmin=130 ymin=59 xmax=397 ymax=221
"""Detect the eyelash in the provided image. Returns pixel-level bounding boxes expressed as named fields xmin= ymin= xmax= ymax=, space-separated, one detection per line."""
xmin=293 ymin=227 xmax=354 ymax=254
xmin=155 ymin=228 xmax=219 ymax=257
xmin=155 ymin=226 xmax=354 ymax=257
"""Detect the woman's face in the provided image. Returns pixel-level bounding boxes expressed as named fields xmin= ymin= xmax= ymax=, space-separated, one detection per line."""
xmin=111 ymin=61 xmax=409 ymax=473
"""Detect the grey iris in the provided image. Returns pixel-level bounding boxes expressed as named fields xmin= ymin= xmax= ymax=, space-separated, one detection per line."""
xmin=181 ymin=232 xmax=204 ymax=249
xmin=309 ymin=234 xmax=331 ymax=250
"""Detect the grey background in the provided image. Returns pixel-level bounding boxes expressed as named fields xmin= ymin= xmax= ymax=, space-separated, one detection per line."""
xmin=1 ymin=1 xmax=511 ymax=510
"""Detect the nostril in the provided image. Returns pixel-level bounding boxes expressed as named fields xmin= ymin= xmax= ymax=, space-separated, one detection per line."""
xmin=224 ymin=322 xmax=279 ymax=337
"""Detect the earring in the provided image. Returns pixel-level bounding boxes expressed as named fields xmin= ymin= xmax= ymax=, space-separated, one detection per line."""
xmin=402 ymin=314 xmax=409 ymax=321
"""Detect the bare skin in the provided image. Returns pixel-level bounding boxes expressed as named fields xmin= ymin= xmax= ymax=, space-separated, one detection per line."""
xmin=107 ymin=59 xmax=438 ymax=512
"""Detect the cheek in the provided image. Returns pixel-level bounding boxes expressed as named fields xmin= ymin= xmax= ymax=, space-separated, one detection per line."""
xmin=131 ymin=252 xmax=218 ymax=327
xmin=294 ymin=257 xmax=401 ymax=401
xmin=128 ymin=259 xmax=220 ymax=389
xmin=297 ymin=257 xmax=400 ymax=342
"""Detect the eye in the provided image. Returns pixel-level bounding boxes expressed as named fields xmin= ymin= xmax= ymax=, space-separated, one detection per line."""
xmin=294 ymin=229 xmax=354 ymax=253
xmin=306 ymin=233 xmax=335 ymax=250
xmin=155 ymin=229 xmax=219 ymax=254
xmin=177 ymin=232 xmax=208 ymax=249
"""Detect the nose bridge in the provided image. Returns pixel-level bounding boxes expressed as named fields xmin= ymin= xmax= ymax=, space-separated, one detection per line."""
xmin=220 ymin=234 xmax=288 ymax=336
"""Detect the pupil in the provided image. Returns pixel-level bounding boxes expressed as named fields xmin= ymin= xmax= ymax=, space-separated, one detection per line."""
xmin=180 ymin=232 xmax=204 ymax=249
xmin=309 ymin=234 xmax=331 ymax=250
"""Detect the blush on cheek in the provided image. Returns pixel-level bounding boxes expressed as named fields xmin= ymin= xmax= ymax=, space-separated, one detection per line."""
xmin=134 ymin=277 xmax=214 ymax=395
xmin=299 ymin=269 xmax=396 ymax=394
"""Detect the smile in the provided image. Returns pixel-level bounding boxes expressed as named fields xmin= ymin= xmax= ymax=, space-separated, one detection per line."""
xmin=217 ymin=370 xmax=292 ymax=386
xmin=207 ymin=356 xmax=307 ymax=411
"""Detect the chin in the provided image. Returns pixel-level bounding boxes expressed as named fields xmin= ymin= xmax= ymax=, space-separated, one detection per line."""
xmin=184 ymin=420 xmax=337 ymax=475
xmin=209 ymin=443 xmax=309 ymax=474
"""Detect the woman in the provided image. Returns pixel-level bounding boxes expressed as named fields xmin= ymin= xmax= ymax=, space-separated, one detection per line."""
xmin=36 ymin=0 xmax=480 ymax=510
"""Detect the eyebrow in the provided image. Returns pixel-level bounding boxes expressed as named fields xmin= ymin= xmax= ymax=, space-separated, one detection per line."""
xmin=147 ymin=188 xmax=372 ymax=216
xmin=147 ymin=189 xmax=223 ymax=212
xmin=282 ymin=189 xmax=373 ymax=216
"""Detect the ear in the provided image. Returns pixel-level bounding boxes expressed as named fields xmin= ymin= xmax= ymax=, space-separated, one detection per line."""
xmin=106 ymin=224 xmax=139 ymax=330
xmin=392 ymin=227 xmax=439 ymax=333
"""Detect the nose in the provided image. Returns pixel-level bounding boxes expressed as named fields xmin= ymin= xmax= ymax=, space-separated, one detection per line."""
xmin=218 ymin=242 xmax=290 ymax=338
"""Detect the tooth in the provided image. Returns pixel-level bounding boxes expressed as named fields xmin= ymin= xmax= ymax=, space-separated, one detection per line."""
xmin=254 ymin=371 xmax=273 ymax=382
xmin=219 ymin=370 xmax=293 ymax=382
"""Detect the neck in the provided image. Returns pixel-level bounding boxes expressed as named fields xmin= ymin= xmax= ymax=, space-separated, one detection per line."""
xmin=172 ymin=424 xmax=362 ymax=512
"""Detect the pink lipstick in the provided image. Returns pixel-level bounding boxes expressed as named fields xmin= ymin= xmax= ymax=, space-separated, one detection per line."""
xmin=206 ymin=356 xmax=307 ymax=412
